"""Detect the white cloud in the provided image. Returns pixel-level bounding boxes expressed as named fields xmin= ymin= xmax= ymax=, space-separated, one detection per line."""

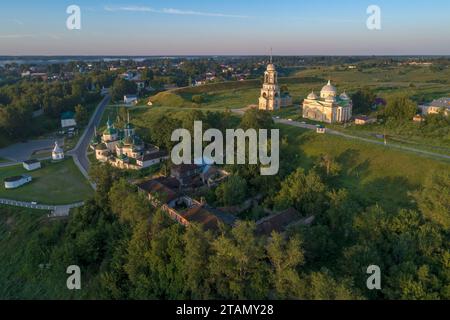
xmin=104 ymin=5 xmax=156 ymax=12
xmin=104 ymin=5 xmax=249 ymax=18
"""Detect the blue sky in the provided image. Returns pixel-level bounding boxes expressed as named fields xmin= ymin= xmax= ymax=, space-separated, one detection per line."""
xmin=0 ymin=0 xmax=449 ymax=55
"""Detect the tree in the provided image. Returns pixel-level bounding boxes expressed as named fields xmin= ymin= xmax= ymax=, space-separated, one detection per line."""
xmin=109 ymin=179 xmax=152 ymax=225
xmin=240 ymin=108 xmax=274 ymax=130
xmin=89 ymin=163 xmax=123 ymax=207
xmin=384 ymin=95 xmax=418 ymax=121
xmin=191 ymin=94 xmax=205 ymax=104
xmin=302 ymin=271 xmax=360 ymax=300
xmin=215 ymin=175 xmax=248 ymax=206
xmin=314 ymin=154 xmax=341 ymax=179
xmin=183 ymin=224 xmax=214 ymax=299
xmin=209 ymin=221 xmax=269 ymax=299
xmin=111 ymin=78 xmax=137 ymax=102
xmin=74 ymin=104 xmax=88 ymax=125
xmin=267 ymin=233 xmax=304 ymax=299
xmin=149 ymin=114 xmax=182 ymax=151
xmin=180 ymin=109 xmax=206 ymax=134
xmin=274 ymin=168 xmax=327 ymax=215
xmin=351 ymin=87 xmax=376 ymax=114
xmin=414 ymin=170 xmax=450 ymax=229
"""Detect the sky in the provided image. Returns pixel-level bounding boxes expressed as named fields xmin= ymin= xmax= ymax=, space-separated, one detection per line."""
xmin=0 ymin=0 xmax=449 ymax=56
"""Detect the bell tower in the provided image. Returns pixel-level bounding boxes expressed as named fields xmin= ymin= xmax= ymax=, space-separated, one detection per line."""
xmin=259 ymin=50 xmax=281 ymax=111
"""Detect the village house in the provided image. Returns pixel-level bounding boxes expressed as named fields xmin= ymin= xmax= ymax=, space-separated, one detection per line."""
xmin=124 ymin=95 xmax=138 ymax=105
xmin=420 ymin=98 xmax=450 ymax=116
xmin=354 ymin=115 xmax=377 ymax=125
xmin=61 ymin=111 xmax=77 ymax=137
xmin=23 ymin=159 xmax=41 ymax=171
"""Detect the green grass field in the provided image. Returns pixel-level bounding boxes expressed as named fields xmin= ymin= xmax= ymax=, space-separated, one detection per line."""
xmin=278 ymin=124 xmax=450 ymax=211
xmin=0 ymin=159 xmax=93 ymax=204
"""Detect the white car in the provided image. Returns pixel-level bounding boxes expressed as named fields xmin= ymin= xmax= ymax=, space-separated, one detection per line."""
xmin=31 ymin=201 xmax=38 ymax=205
xmin=288 ymin=118 xmax=293 ymax=121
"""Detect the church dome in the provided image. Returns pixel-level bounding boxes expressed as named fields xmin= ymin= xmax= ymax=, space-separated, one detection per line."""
xmin=325 ymin=95 xmax=336 ymax=103
xmin=321 ymin=80 xmax=337 ymax=96
xmin=307 ymin=91 xmax=318 ymax=100
xmin=267 ymin=63 xmax=276 ymax=71
xmin=123 ymin=135 xmax=134 ymax=146
xmin=340 ymin=91 xmax=350 ymax=100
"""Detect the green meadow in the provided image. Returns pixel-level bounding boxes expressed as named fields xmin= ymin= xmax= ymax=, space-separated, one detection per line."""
xmin=0 ymin=159 xmax=93 ymax=204
xmin=277 ymin=124 xmax=450 ymax=212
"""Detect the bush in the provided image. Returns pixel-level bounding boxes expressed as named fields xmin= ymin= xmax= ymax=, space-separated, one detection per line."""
xmin=191 ymin=94 xmax=205 ymax=104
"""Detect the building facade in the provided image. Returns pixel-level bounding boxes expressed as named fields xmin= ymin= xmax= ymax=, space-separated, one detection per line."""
xmin=302 ymin=80 xmax=353 ymax=123
xmin=420 ymin=97 xmax=450 ymax=116
xmin=91 ymin=117 xmax=168 ymax=170
xmin=258 ymin=62 xmax=292 ymax=111
xmin=23 ymin=159 xmax=41 ymax=171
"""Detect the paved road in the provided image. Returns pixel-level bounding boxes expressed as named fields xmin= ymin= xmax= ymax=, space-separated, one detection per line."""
xmin=0 ymin=198 xmax=84 ymax=217
xmin=232 ymin=108 xmax=450 ymax=162
xmin=68 ymin=94 xmax=111 ymax=180
xmin=0 ymin=138 xmax=63 ymax=163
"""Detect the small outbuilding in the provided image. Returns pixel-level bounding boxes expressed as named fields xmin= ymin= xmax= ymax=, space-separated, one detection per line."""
xmin=52 ymin=141 xmax=64 ymax=161
xmin=23 ymin=159 xmax=41 ymax=171
xmin=4 ymin=175 xmax=32 ymax=189
xmin=124 ymin=95 xmax=138 ymax=105
xmin=61 ymin=111 xmax=77 ymax=130
xmin=316 ymin=125 xmax=326 ymax=134
xmin=355 ymin=116 xmax=377 ymax=125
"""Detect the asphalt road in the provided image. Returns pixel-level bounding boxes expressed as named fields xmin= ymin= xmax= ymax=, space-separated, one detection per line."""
xmin=68 ymin=94 xmax=111 ymax=178
xmin=0 ymin=138 xmax=63 ymax=163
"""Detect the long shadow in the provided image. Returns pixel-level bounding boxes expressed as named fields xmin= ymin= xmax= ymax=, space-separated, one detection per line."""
xmin=359 ymin=176 xmax=418 ymax=212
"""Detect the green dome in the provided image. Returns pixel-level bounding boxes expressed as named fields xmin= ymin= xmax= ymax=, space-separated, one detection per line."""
xmin=103 ymin=127 xmax=117 ymax=135
xmin=123 ymin=135 xmax=134 ymax=145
